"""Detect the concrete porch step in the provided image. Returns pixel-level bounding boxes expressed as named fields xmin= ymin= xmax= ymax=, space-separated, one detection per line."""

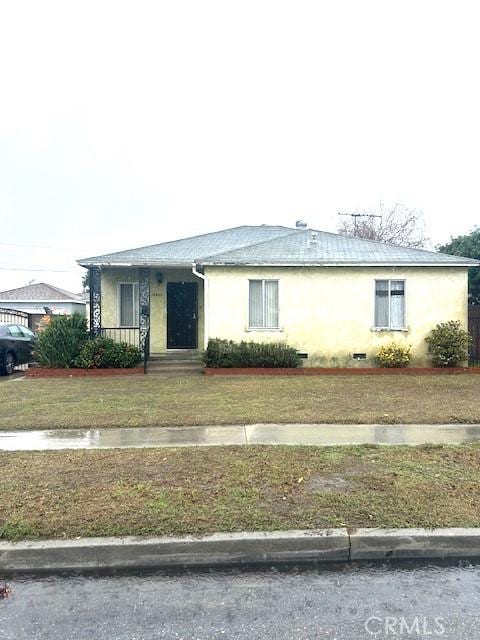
xmin=150 ymin=351 xmax=202 ymax=361
xmin=147 ymin=351 xmax=204 ymax=375
xmin=148 ymin=362 xmax=203 ymax=370
xmin=149 ymin=358 xmax=203 ymax=362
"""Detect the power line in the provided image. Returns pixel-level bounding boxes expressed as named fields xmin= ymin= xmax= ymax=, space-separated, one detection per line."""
xmin=0 ymin=266 xmax=81 ymax=273
xmin=0 ymin=241 xmax=73 ymax=250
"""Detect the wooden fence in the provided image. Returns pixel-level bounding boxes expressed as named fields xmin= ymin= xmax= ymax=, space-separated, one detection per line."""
xmin=469 ymin=305 xmax=480 ymax=363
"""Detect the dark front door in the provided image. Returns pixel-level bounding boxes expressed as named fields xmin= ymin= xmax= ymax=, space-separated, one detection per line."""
xmin=167 ymin=282 xmax=198 ymax=349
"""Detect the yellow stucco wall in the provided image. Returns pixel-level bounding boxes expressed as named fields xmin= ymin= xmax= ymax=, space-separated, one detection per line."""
xmin=204 ymin=266 xmax=469 ymax=367
xmin=100 ymin=268 xmax=204 ymax=353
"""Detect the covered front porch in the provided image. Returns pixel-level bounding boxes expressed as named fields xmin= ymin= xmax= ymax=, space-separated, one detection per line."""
xmin=88 ymin=266 xmax=206 ymax=361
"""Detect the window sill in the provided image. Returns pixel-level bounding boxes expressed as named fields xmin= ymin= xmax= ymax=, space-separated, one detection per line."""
xmin=246 ymin=327 xmax=283 ymax=332
xmin=371 ymin=327 xmax=409 ymax=332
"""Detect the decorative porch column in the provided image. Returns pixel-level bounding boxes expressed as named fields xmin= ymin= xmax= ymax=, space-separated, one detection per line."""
xmin=139 ymin=267 xmax=150 ymax=354
xmin=89 ymin=267 xmax=102 ymax=338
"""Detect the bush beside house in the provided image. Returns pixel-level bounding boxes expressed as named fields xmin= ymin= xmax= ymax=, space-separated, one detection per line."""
xmin=425 ymin=320 xmax=472 ymax=367
xmin=376 ymin=343 xmax=411 ymax=368
xmin=204 ymin=326 xmax=475 ymax=372
xmin=74 ymin=337 xmax=141 ymax=369
xmin=34 ymin=314 xmax=141 ymax=369
xmin=203 ymin=338 xmax=301 ymax=368
xmin=34 ymin=314 xmax=88 ymax=368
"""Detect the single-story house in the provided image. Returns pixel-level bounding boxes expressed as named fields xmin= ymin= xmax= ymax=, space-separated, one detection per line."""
xmin=77 ymin=222 xmax=478 ymax=367
xmin=0 ymin=282 xmax=87 ymax=330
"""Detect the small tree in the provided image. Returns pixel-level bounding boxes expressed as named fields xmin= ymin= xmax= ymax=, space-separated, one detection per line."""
xmin=425 ymin=321 xmax=472 ymax=367
xmin=338 ymin=203 xmax=428 ymax=248
xmin=34 ymin=313 xmax=88 ymax=368
xmin=81 ymin=271 xmax=89 ymax=293
xmin=438 ymin=228 xmax=480 ymax=305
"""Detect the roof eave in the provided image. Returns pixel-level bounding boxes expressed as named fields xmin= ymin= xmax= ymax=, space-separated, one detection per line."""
xmin=77 ymin=260 xmax=194 ymax=268
xmin=201 ymin=260 xmax=479 ymax=267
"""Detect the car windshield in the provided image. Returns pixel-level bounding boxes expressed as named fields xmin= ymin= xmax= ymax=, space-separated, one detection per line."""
xmin=7 ymin=325 xmax=23 ymax=337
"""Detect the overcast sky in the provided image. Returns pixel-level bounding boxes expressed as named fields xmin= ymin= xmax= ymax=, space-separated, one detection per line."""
xmin=1 ymin=0 xmax=479 ymax=293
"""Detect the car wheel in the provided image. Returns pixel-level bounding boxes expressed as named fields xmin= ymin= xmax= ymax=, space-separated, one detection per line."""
xmin=4 ymin=352 xmax=15 ymax=375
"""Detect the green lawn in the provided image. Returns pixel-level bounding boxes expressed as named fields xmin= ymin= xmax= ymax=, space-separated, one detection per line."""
xmin=1 ymin=444 xmax=480 ymax=540
xmin=1 ymin=375 xmax=480 ymax=429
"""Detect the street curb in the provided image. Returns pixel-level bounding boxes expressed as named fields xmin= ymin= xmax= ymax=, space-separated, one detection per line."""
xmin=349 ymin=528 xmax=480 ymax=561
xmin=0 ymin=530 xmax=349 ymax=574
xmin=1 ymin=528 xmax=480 ymax=575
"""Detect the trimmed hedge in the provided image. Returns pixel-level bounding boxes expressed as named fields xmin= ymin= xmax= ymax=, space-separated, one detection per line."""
xmin=74 ymin=337 xmax=142 ymax=369
xmin=203 ymin=338 xmax=301 ymax=368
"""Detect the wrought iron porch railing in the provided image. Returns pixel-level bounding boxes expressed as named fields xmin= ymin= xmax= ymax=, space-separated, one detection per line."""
xmin=99 ymin=327 xmax=140 ymax=348
xmin=144 ymin=327 xmax=150 ymax=374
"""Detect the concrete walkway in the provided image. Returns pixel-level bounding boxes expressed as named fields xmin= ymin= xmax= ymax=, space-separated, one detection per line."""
xmin=1 ymin=423 xmax=480 ymax=451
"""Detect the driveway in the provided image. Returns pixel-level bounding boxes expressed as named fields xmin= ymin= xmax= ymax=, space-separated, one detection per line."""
xmin=0 ymin=372 xmax=24 ymax=383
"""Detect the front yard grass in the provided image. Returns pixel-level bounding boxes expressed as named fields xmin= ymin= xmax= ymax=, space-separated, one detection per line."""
xmin=1 ymin=375 xmax=480 ymax=429
xmin=1 ymin=444 xmax=480 ymax=540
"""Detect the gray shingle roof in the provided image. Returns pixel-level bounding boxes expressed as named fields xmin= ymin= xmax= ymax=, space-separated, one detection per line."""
xmin=78 ymin=226 xmax=293 ymax=266
xmin=202 ymin=229 xmax=479 ymax=266
xmin=0 ymin=283 xmax=85 ymax=302
xmin=77 ymin=225 xmax=478 ymax=268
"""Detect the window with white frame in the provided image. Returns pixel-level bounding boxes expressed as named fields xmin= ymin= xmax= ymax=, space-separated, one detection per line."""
xmin=118 ymin=283 xmax=139 ymax=327
xmin=374 ymin=280 xmax=405 ymax=329
xmin=249 ymin=280 xmax=279 ymax=329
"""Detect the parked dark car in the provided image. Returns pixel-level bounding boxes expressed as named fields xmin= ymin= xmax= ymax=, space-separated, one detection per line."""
xmin=0 ymin=323 xmax=36 ymax=375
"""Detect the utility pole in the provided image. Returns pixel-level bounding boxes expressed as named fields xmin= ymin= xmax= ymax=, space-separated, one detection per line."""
xmin=338 ymin=212 xmax=382 ymax=237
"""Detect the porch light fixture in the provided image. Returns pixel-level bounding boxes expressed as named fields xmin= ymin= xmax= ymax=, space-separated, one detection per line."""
xmin=156 ymin=272 xmax=164 ymax=284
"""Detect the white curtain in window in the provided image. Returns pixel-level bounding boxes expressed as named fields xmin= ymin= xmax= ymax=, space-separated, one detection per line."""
xmin=120 ymin=283 xmax=139 ymax=327
xmin=249 ymin=281 xmax=263 ymax=328
xmin=390 ymin=280 xmax=405 ymax=329
xmin=264 ymin=280 xmax=279 ymax=328
xmin=375 ymin=281 xmax=389 ymax=328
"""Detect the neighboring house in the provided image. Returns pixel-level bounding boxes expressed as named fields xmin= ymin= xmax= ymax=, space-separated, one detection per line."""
xmin=77 ymin=222 xmax=478 ymax=367
xmin=0 ymin=283 xmax=87 ymax=330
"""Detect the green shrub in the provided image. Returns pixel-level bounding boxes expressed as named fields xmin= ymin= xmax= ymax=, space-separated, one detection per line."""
xmin=376 ymin=342 xmax=411 ymax=368
xmin=33 ymin=313 xmax=88 ymax=368
xmin=425 ymin=320 xmax=472 ymax=367
xmin=203 ymin=338 xmax=301 ymax=368
xmin=74 ymin=337 xmax=141 ymax=368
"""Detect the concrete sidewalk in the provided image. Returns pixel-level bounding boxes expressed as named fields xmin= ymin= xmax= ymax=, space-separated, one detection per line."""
xmin=1 ymin=422 xmax=480 ymax=450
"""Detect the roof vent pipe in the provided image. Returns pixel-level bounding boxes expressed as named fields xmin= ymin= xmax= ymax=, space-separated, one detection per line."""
xmin=311 ymin=231 xmax=318 ymax=245
xmin=296 ymin=220 xmax=307 ymax=229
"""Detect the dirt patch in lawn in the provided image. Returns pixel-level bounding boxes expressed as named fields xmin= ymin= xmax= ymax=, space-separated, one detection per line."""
xmin=305 ymin=474 xmax=352 ymax=493
xmin=1 ymin=444 xmax=480 ymax=540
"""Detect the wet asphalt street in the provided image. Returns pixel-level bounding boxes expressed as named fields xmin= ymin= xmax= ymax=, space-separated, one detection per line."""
xmin=2 ymin=562 xmax=480 ymax=639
